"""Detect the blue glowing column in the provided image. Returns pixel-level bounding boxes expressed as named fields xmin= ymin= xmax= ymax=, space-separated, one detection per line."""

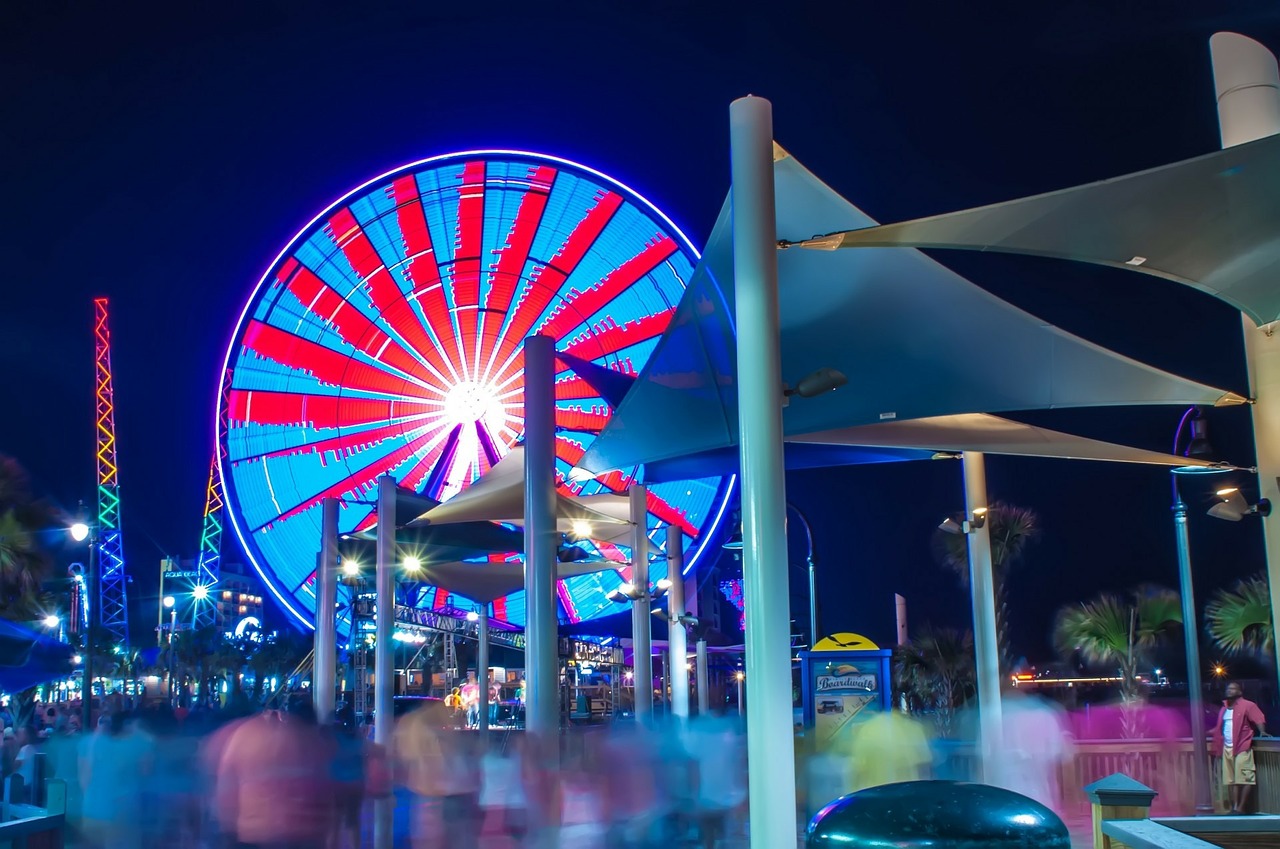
xmin=523 ymin=334 xmax=559 ymax=738
xmin=667 ymin=525 xmax=689 ymax=719
xmin=314 ymin=496 xmax=338 ymax=724
xmin=730 ymin=94 xmax=797 ymax=849
xmin=963 ymin=451 xmax=1002 ymax=778
xmin=375 ymin=476 xmax=396 ymax=746
xmin=1210 ymin=32 xmax=1280 ymax=676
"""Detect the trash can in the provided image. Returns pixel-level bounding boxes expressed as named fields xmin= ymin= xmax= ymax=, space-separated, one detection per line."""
xmin=807 ymin=780 xmax=1071 ymax=848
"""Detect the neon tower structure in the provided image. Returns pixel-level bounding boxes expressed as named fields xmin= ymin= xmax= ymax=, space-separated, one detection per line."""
xmin=94 ymin=298 xmax=130 ymax=647
xmin=191 ymin=454 xmax=224 ymax=629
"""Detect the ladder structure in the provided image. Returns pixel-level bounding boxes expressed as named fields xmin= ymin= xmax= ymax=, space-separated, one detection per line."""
xmin=93 ymin=298 xmax=130 ymax=647
xmin=443 ymin=634 xmax=458 ymax=685
xmin=191 ymin=455 xmax=224 ymax=629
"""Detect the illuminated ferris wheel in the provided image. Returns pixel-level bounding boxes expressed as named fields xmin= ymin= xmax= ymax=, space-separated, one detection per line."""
xmin=217 ymin=151 xmax=733 ymax=631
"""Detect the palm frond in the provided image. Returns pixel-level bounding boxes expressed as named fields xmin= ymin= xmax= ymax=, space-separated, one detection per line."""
xmin=1054 ymin=594 xmax=1131 ymax=665
xmin=1133 ymin=584 xmax=1182 ymax=648
xmin=1206 ymin=574 xmax=1274 ymax=657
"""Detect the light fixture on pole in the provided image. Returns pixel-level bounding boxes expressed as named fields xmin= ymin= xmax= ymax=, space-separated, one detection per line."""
xmin=1170 ymin=405 xmax=1232 ymax=816
xmin=725 ymin=502 xmax=820 ymax=646
xmin=69 ymin=511 xmax=96 ymax=731
xmin=938 ymin=507 xmax=988 ymax=535
xmin=782 ymin=367 xmax=849 ymax=404
xmin=165 ymin=595 xmax=177 ymax=704
xmin=1208 ymin=488 xmax=1272 ymax=522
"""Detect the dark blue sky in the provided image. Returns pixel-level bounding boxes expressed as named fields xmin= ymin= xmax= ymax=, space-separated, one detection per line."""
xmin=3 ymin=2 xmax=1279 ymax=666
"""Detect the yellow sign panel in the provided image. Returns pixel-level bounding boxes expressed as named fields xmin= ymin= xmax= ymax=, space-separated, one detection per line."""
xmin=812 ymin=632 xmax=879 ymax=651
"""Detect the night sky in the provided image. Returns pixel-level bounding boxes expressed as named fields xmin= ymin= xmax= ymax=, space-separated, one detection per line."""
xmin=5 ymin=3 xmax=1280 ymax=672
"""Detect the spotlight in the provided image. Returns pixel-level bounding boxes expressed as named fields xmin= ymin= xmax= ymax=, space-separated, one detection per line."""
xmin=466 ymin=611 xmax=479 ymax=622
xmin=569 ymin=519 xmax=593 ymax=540
xmin=192 ymin=585 xmax=209 ymax=600
xmin=939 ymin=508 xmax=987 ymax=535
xmin=938 ymin=518 xmax=964 ymax=535
xmin=1208 ymin=487 xmax=1272 ymax=522
xmin=606 ymin=589 xmax=629 ymax=604
xmin=403 ymin=556 xmax=422 ymax=573
xmin=163 ymin=596 xmax=175 ymax=609
xmin=655 ymin=578 xmax=672 ymax=590
xmin=341 ymin=559 xmax=361 ymax=577
xmin=69 ymin=522 xmax=90 ymax=542
xmin=42 ymin=615 xmax=59 ymax=628
xmin=785 ymin=367 xmax=849 ymax=400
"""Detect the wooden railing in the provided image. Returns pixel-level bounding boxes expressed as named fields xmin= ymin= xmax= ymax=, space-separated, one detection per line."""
xmin=0 ymin=779 xmax=66 ymax=849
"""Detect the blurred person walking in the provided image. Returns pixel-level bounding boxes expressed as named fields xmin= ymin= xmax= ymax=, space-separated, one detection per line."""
xmin=330 ymin=705 xmax=367 ymax=849
xmin=1213 ymin=681 xmax=1267 ymax=814
xmin=394 ymin=700 xmax=479 ymax=849
xmin=845 ymin=709 xmax=932 ymax=793
xmin=215 ymin=698 xmax=337 ymax=849
xmin=79 ymin=712 xmax=154 ymax=849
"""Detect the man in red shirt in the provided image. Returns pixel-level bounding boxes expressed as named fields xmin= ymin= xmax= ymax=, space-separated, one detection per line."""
xmin=1212 ymin=681 xmax=1267 ymax=814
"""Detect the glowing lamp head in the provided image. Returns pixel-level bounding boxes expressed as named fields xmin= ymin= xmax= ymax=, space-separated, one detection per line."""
xmin=42 ymin=615 xmax=59 ymax=628
xmin=466 ymin=611 xmax=480 ymax=622
xmin=192 ymin=585 xmax=209 ymax=600
xmin=655 ymin=578 xmax=673 ymax=591
xmin=403 ymin=556 xmax=422 ymax=573
xmin=342 ymin=560 xmax=361 ymax=577
xmin=72 ymin=654 xmax=82 ymax=665
xmin=569 ymin=520 xmax=593 ymax=539
xmin=69 ymin=522 xmax=90 ymax=542
xmin=163 ymin=596 xmax=175 ymax=609
xmin=735 ymin=671 xmax=745 ymax=681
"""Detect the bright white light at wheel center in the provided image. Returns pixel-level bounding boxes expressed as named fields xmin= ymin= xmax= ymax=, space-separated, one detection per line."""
xmin=443 ymin=381 xmax=505 ymax=429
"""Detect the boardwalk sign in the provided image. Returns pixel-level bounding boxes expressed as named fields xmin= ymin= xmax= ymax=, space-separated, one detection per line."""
xmin=816 ymin=672 xmax=877 ymax=693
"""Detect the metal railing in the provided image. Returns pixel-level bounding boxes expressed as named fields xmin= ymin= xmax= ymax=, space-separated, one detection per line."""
xmin=0 ymin=779 xmax=66 ymax=849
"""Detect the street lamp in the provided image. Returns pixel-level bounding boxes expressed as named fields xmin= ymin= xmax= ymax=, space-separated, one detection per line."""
xmin=68 ymin=512 xmax=96 ymax=732
xmin=724 ymin=501 xmax=820 ymax=647
xmin=42 ymin=615 xmax=59 ymax=629
xmin=1170 ymin=406 xmax=1233 ymax=816
xmin=164 ymin=596 xmax=177 ymax=704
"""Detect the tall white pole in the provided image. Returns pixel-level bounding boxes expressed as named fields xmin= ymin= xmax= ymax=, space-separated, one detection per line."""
xmin=1209 ymin=31 xmax=1280 ymax=675
xmin=667 ymin=525 xmax=689 ymax=719
xmin=895 ymin=593 xmax=908 ymax=646
xmin=630 ymin=485 xmax=652 ymax=721
xmin=523 ymin=334 xmax=559 ymax=738
xmin=374 ymin=476 xmax=396 ymax=746
xmin=477 ymin=608 xmax=490 ymax=739
xmin=314 ymin=497 xmax=339 ymax=723
xmin=730 ymin=94 xmax=797 ymax=849
xmin=962 ymin=451 xmax=1003 ymax=777
xmin=696 ymin=638 xmax=710 ymax=715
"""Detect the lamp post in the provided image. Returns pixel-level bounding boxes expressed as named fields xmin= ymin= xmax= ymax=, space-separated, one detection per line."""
xmin=69 ymin=519 xmax=95 ymax=731
xmin=164 ymin=595 xmax=177 ymax=704
xmin=607 ymin=573 xmax=671 ymax=718
xmin=1171 ymin=406 xmax=1226 ymax=816
xmin=725 ymin=501 xmax=818 ymax=647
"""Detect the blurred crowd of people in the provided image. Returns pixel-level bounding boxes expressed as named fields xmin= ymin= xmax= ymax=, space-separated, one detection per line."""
xmin=0 ymin=693 xmax=748 ymax=849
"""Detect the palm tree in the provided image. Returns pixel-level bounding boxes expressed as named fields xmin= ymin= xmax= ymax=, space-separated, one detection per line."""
xmin=0 ymin=455 xmax=59 ymax=621
xmin=934 ymin=502 xmax=1039 ymax=672
xmin=893 ymin=627 xmax=976 ymax=738
xmin=1053 ymin=585 xmax=1182 ymax=739
xmin=1206 ymin=573 xmax=1274 ymax=659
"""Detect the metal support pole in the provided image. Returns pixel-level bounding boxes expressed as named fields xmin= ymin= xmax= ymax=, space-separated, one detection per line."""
xmin=807 ymin=559 xmax=818 ymax=646
xmin=374 ymin=476 xmax=396 ymax=746
xmin=696 ymin=638 xmax=709 ymax=715
xmin=477 ymin=607 xmax=490 ymax=740
xmin=630 ymin=485 xmax=652 ymax=721
xmin=168 ymin=608 xmax=177 ymax=704
xmin=523 ymin=334 xmax=559 ymax=739
xmin=730 ymin=94 xmax=796 ymax=849
xmin=962 ymin=451 xmax=1003 ymax=777
xmin=1174 ymin=477 xmax=1214 ymax=814
xmin=1210 ymin=31 xmax=1280 ymax=677
xmin=667 ymin=525 xmax=689 ymax=719
xmin=315 ymin=497 xmax=339 ymax=723
xmin=82 ymin=536 xmax=96 ymax=731
xmin=736 ymin=673 xmax=744 ymax=716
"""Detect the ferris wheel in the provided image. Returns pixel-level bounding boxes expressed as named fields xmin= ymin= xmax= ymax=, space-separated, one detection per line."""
xmin=217 ymin=151 xmax=733 ymax=631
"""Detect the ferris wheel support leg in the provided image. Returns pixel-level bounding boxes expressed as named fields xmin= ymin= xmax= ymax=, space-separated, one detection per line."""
xmin=523 ymin=334 xmax=560 ymax=742
xmin=630 ymin=484 xmax=652 ymax=723
xmin=375 ymin=475 xmax=397 ymax=746
xmin=314 ymin=497 xmax=339 ymax=724
xmin=729 ymin=95 xmax=797 ymax=849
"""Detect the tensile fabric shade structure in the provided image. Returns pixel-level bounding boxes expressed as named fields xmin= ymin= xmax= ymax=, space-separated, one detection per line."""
xmin=787 ymin=131 xmax=1280 ymax=327
xmin=216 ymin=151 xmax=735 ymax=630
xmin=579 ymin=145 xmax=1236 ymax=477
xmin=0 ymin=619 xmax=75 ymax=695
xmin=407 ymin=559 xmax=621 ymax=606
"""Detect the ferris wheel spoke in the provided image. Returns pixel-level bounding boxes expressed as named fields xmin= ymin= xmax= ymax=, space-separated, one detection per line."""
xmin=242 ymin=319 xmax=431 ymax=398
xmin=263 ymin=427 xmax=442 ymax=528
xmin=555 ymin=406 xmax=611 ymax=434
xmin=280 ymin=260 xmax=449 ymax=389
xmin=536 ymin=235 xmax=678 ymax=341
xmin=225 ymin=389 xmax=438 ymax=430
xmin=391 ymin=176 xmax=466 ymax=383
xmin=478 ymin=165 xmax=557 ymax=377
xmin=560 ymin=308 xmax=675 ymax=362
xmin=449 ymin=161 xmax=487 ymax=380
xmin=325 ymin=206 xmax=459 ymax=385
xmin=484 ymin=191 xmax=625 ymax=385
